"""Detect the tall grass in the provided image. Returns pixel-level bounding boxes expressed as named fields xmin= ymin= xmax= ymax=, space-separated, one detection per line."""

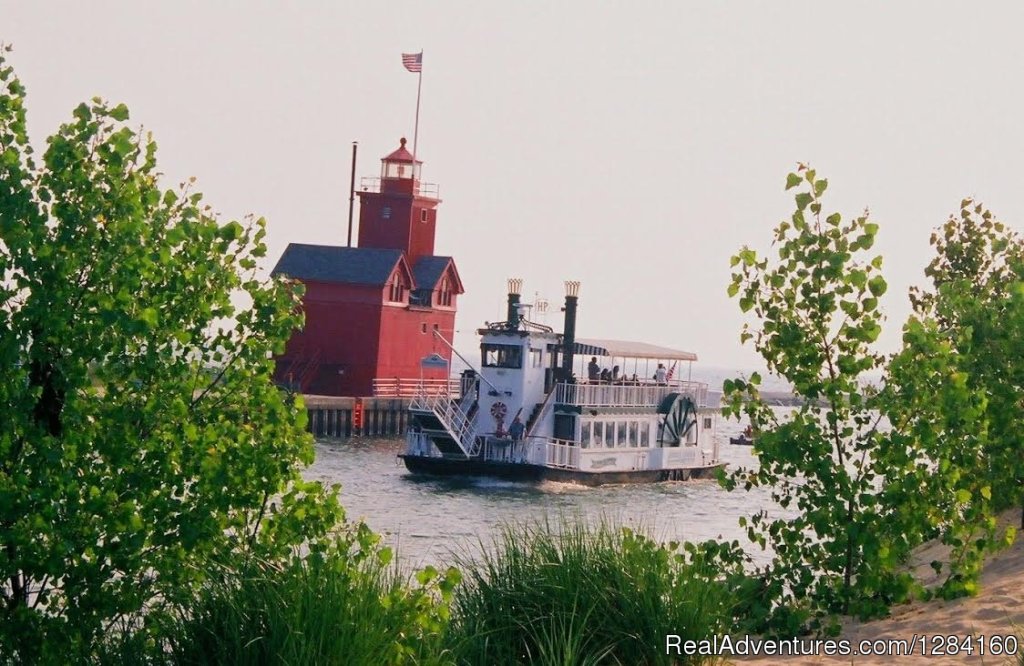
xmin=446 ymin=517 xmax=732 ymax=665
xmin=153 ymin=546 xmax=453 ymax=666
xmin=94 ymin=519 xmax=737 ymax=665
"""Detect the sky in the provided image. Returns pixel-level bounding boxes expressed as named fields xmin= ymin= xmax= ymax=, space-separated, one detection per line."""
xmin=5 ymin=1 xmax=1024 ymax=374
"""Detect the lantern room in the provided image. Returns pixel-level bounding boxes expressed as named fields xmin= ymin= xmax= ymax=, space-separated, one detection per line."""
xmin=380 ymin=137 xmax=421 ymax=194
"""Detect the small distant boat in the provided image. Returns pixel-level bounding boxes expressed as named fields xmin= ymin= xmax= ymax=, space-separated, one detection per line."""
xmin=730 ymin=427 xmax=755 ymax=446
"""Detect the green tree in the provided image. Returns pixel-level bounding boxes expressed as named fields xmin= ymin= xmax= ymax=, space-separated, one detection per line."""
xmin=722 ymin=166 xmax=908 ymax=632
xmin=881 ymin=199 xmax=1022 ymax=597
xmin=0 ymin=47 xmax=343 ymax=661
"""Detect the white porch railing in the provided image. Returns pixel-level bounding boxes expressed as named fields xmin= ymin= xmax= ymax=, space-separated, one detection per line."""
xmin=373 ymin=377 xmax=459 ymax=398
xmin=554 ymin=380 xmax=708 ymax=408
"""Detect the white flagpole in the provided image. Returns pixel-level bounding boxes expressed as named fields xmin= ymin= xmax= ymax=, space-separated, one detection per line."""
xmin=412 ymin=50 xmax=423 ymax=169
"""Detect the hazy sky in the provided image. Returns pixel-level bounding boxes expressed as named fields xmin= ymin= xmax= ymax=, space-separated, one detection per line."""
xmin=5 ymin=1 xmax=1024 ymax=372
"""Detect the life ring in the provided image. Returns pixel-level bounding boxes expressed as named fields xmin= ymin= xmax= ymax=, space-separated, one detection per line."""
xmin=490 ymin=401 xmax=507 ymax=421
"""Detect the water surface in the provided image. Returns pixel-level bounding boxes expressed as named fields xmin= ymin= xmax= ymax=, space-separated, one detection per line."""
xmin=306 ymin=416 xmax=785 ymax=568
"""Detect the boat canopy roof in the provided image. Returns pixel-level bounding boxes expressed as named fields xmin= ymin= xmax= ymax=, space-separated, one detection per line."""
xmin=573 ymin=338 xmax=698 ymax=362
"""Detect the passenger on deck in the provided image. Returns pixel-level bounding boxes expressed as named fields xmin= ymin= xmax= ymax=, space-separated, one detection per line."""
xmin=509 ymin=416 xmax=525 ymax=444
xmin=600 ymin=368 xmax=611 ymax=383
xmin=611 ymin=365 xmax=620 ymax=382
xmin=588 ymin=357 xmax=600 ymax=382
xmin=630 ymin=373 xmax=640 ymax=384
xmin=655 ymin=364 xmax=667 ymax=385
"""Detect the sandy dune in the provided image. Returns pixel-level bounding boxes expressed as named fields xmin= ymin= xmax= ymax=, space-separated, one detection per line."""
xmin=735 ymin=508 xmax=1024 ymax=665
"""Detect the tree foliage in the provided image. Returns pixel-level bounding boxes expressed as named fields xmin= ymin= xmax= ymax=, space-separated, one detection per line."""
xmin=0 ymin=46 xmax=342 ymax=661
xmin=725 ymin=169 xmax=1024 ymax=633
xmin=722 ymin=166 xmax=907 ymax=632
xmin=881 ymin=199 xmax=1023 ymax=597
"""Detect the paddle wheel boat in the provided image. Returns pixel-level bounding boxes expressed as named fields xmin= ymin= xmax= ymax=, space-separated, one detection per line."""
xmin=399 ymin=280 xmax=725 ymax=486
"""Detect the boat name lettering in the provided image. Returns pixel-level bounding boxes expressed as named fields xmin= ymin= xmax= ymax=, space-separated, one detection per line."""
xmin=590 ymin=457 xmax=618 ymax=470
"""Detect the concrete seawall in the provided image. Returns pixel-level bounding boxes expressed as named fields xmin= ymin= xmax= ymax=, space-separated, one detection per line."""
xmin=303 ymin=395 xmax=411 ymax=439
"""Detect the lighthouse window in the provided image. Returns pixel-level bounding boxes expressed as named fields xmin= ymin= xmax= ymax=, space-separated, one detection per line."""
xmin=420 ymin=209 xmax=429 ymax=222
xmin=381 ymin=206 xmax=392 ymax=220
xmin=439 ymin=277 xmax=452 ymax=307
xmin=388 ymin=281 xmax=404 ymax=302
xmin=703 ymin=417 xmax=712 ymax=429
xmin=482 ymin=344 xmax=522 ymax=369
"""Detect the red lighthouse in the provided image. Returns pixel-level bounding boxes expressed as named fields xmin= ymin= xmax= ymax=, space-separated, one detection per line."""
xmin=272 ymin=139 xmax=464 ymax=396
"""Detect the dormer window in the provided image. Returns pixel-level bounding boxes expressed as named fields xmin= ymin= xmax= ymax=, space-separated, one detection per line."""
xmin=439 ymin=276 xmax=452 ymax=307
xmin=387 ymin=280 xmax=405 ymax=303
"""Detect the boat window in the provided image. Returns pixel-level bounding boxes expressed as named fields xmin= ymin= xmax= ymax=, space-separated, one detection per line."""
xmin=482 ymin=344 xmax=523 ymax=369
xmin=639 ymin=422 xmax=650 ymax=447
xmin=617 ymin=422 xmax=627 ymax=448
xmin=628 ymin=421 xmax=638 ymax=448
xmin=703 ymin=417 xmax=712 ymax=429
xmin=593 ymin=422 xmax=603 ymax=447
xmin=530 ymin=349 xmax=542 ymax=368
xmin=581 ymin=422 xmax=591 ymax=448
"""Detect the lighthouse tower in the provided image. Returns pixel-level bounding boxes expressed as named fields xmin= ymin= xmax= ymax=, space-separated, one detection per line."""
xmin=357 ymin=137 xmax=439 ymax=264
xmin=272 ymin=139 xmax=464 ymax=396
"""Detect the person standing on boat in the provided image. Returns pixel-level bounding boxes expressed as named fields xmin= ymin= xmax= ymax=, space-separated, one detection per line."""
xmin=509 ymin=416 xmax=525 ymax=445
xmin=588 ymin=356 xmax=600 ymax=382
xmin=655 ymin=363 xmax=667 ymax=385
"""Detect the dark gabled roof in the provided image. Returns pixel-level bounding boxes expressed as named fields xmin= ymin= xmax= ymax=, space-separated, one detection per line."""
xmin=272 ymin=244 xmax=404 ymax=287
xmin=411 ymin=256 xmax=451 ymax=290
xmin=412 ymin=255 xmax=465 ymax=294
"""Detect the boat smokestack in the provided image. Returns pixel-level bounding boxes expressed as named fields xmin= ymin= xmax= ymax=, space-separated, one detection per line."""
xmin=507 ymin=278 xmax=523 ymax=328
xmin=561 ymin=281 xmax=580 ymax=376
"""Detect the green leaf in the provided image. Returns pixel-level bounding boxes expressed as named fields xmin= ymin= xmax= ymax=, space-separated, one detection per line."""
xmin=786 ymin=173 xmax=802 ymax=190
xmin=109 ymin=103 xmax=130 ymax=122
xmin=868 ymin=275 xmax=887 ymax=297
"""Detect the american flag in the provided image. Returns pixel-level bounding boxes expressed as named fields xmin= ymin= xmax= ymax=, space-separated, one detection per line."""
xmin=666 ymin=361 xmax=678 ymax=381
xmin=402 ymin=52 xmax=423 ymax=73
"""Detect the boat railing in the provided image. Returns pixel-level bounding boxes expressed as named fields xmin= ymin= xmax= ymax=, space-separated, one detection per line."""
xmin=374 ymin=377 xmax=459 ymax=398
xmin=554 ymin=380 xmax=708 ymax=408
xmin=525 ymin=437 xmax=580 ymax=469
xmin=405 ymin=431 xmax=443 ymax=457
xmin=410 ymin=384 xmax=480 ymax=457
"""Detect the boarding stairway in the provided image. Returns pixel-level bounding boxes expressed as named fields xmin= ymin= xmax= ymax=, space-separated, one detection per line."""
xmin=409 ymin=387 xmax=480 ymax=458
